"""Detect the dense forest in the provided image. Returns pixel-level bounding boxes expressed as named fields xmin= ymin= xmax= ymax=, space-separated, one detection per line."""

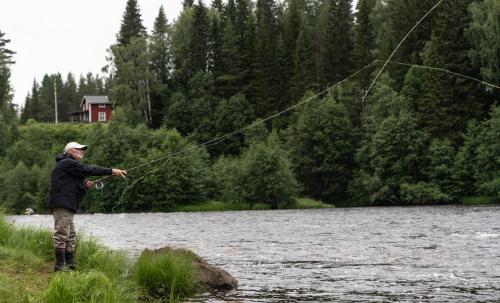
xmin=0 ymin=0 xmax=499 ymax=213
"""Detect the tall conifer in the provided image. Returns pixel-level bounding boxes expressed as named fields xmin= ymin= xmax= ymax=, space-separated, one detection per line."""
xmin=322 ymin=0 xmax=353 ymax=87
xmin=416 ymin=0 xmax=486 ymax=143
xmin=253 ymin=0 xmax=281 ymax=117
xmin=117 ymin=0 xmax=146 ymax=46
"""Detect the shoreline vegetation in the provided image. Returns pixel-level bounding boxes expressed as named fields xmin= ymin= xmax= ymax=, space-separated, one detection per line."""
xmin=0 ymin=214 xmax=233 ymax=303
xmin=0 ymin=119 xmax=498 ymax=216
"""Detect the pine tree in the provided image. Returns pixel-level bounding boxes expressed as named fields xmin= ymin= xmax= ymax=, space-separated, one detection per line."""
xmin=0 ymin=30 xmax=15 ymax=109
xmin=234 ymin=0 xmax=256 ymax=98
xmin=211 ymin=0 xmax=224 ymax=13
xmin=253 ymin=0 xmax=281 ymax=117
xmin=117 ymin=0 xmax=146 ymax=46
xmin=190 ymin=0 xmax=210 ymax=75
xmin=417 ymin=0 xmax=487 ymax=143
xmin=289 ymin=19 xmax=315 ymax=103
xmin=59 ymin=73 xmax=78 ymax=121
xmin=150 ymin=6 xmax=172 ymax=127
xmin=322 ymin=0 xmax=353 ymax=87
xmin=282 ymin=0 xmax=304 ymax=104
xmin=183 ymin=0 xmax=194 ymax=9
xmin=351 ymin=0 xmax=376 ymax=90
xmin=380 ymin=0 xmax=436 ymax=86
xmin=208 ymin=12 xmax=223 ymax=74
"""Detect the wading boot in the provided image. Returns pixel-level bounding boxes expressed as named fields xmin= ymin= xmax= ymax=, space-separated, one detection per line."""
xmin=65 ymin=251 xmax=77 ymax=270
xmin=54 ymin=250 xmax=65 ymax=272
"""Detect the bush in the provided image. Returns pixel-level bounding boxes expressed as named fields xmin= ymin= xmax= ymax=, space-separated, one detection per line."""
xmin=44 ymin=270 xmax=134 ymax=303
xmin=400 ymin=182 xmax=452 ymax=204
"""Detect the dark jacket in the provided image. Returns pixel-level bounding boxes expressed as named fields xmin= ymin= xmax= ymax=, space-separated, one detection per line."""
xmin=48 ymin=153 xmax=112 ymax=212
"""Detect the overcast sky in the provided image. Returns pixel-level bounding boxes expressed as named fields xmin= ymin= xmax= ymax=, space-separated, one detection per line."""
xmin=0 ymin=0 xmax=183 ymax=107
xmin=1 ymin=0 xmax=358 ymax=108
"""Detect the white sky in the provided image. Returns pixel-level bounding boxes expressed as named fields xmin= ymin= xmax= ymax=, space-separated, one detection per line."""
xmin=0 ymin=0 xmax=183 ymax=107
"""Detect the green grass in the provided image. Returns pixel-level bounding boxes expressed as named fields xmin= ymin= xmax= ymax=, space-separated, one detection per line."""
xmin=45 ymin=270 xmax=135 ymax=303
xmin=0 ymin=213 xmax=204 ymax=302
xmin=460 ymin=196 xmax=499 ymax=205
xmin=176 ymin=198 xmax=333 ymax=212
xmin=75 ymin=236 xmax=128 ymax=278
xmin=176 ymin=200 xmax=251 ymax=212
xmin=132 ymin=249 xmax=196 ymax=302
xmin=289 ymin=198 xmax=334 ymax=209
xmin=0 ymin=273 xmax=33 ymax=303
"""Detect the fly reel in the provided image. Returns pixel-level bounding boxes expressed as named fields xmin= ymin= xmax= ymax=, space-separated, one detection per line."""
xmin=94 ymin=181 xmax=104 ymax=190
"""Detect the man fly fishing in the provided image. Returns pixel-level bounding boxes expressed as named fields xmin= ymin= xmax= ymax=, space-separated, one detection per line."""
xmin=47 ymin=142 xmax=127 ymax=271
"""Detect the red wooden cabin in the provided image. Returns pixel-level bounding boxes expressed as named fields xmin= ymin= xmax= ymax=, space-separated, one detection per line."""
xmin=70 ymin=96 xmax=112 ymax=123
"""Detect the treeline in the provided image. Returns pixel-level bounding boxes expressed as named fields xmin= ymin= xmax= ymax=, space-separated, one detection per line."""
xmin=1 ymin=0 xmax=499 ymax=213
xmin=21 ymin=73 xmax=110 ymax=123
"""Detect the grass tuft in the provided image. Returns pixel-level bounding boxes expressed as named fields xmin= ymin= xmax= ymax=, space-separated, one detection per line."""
xmin=44 ymin=270 xmax=134 ymax=303
xmin=75 ymin=236 xmax=128 ymax=279
xmin=460 ymin=196 xmax=499 ymax=205
xmin=132 ymin=249 xmax=196 ymax=302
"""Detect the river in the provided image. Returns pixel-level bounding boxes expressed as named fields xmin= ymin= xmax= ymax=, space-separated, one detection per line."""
xmin=10 ymin=205 xmax=500 ymax=302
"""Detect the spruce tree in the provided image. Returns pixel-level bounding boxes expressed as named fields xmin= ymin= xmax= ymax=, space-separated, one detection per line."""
xmin=253 ymin=0 xmax=281 ymax=117
xmin=417 ymin=0 xmax=487 ymax=143
xmin=117 ymin=0 xmax=146 ymax=46
xmin=183 ymin=0 xmax=194 ymax=9
xmin=289 ymin=19 xmax=315 ymax=103
xmin=0 ymin=30 xmax=15 ymax=110
xmin=322 ymin=0 xmax=353 ymax=87
xmin=150 ymin=6 xmax=172 ymax=127
xmin=351 ymin=0 xmax=376 ymax=90
xmin=187 ymin=0 xmax=210 ymax=76
xmin=381 ymin=0 xmax=436 ymax=86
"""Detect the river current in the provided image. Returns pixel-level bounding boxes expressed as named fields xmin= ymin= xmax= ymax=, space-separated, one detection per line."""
xmin=11 ymin=205 xmax=500 ymax=302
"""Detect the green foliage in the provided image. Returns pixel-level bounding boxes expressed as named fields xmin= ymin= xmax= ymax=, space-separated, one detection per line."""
xmin=150 ymin=6 xmax=173 ymax=128
xmin=84 ymin=123 xmax=211 ymax=212
xmin=110 ymin=37 xmax=153 ymax=126
xmin=44 ymin=270 xmax=134 ymax=303
xmin=322 ymin=0 xmax=353 ymax=86
xmin=473 ymin=105 xmax=500 ymax=196
xmin=215 ymin=131 xmax=299 ymax=208
xmin=117 ymin=0 xmax=146 ymax=46
xmin=212 ymin=93 xmax=255 ymax=155
xmin=353 ymin=110 xmax=429 ymax=205
xmin=132 ymin=249 xmax=196 ymax=301
xmin=400 ymin=182 xmax=452 ymax=204
xmin=467 ymin=0 xmax=500 ymax=84
xmin=0 ymin=274 xmax=31 ymax=303
xmin=425 ymin=139 xmax=460 ymax=199
xmin=286 ymin=94 xmax=357 ymax=203
xmin=416 ymin=0 xmax=489 ymax=142
xmin=75 ymin=236 xmax=128 ymax=278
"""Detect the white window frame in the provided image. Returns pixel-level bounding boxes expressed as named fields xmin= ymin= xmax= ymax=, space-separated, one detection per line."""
xmin=98 ymin=104 xmax=106 ymax=108
xmin=98 ymin=111 xmax=106 ymax=122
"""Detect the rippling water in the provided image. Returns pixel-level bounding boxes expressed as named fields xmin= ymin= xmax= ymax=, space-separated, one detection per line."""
xmin=10 ymin=205 xmax=500 ymax=302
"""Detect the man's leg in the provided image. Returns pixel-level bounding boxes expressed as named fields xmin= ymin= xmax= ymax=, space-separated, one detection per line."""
xmin=52 ymin=207 xmax=73 ymax=271
xmin=65 ymin=216 xmax=77 ymax=270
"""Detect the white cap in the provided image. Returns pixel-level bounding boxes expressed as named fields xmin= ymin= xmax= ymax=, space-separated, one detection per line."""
xmin=64 ymin=142 xmax=88 ymax=153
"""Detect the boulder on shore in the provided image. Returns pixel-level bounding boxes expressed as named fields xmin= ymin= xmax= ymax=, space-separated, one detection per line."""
xmin=149 ymin=246 xmax=238 ymax=291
